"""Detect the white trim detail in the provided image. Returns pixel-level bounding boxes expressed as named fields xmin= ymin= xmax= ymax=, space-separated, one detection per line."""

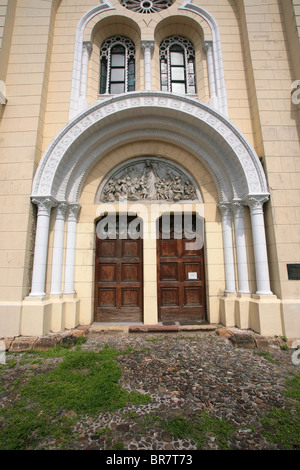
xmin=218 ymin=202 xmax=236 ymax=293
xmin=30 ymin=197 xmax=57 ymax=297
xmin=69 ymin=1 xmax=115 ymax=120
xmin=32 ymin=92 xmax=268 ymax=204
xmin=180 ymin=0 xmax=228 ymax=117
xmin=141 ymin=41 xmax=155 ymax=91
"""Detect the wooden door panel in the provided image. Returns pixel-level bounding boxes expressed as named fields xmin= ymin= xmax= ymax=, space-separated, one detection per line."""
xmin=98 ymin=288 xmax=116 ymax=307
xmin=183 ymin=263 xmax=200 ymax=281
xmin=94 ymin=217 xmax=143 ymax=322
xmin=98 ymin=264 xmax=117 ymax=282
xmin=99 ymin=240 xmax=117 ymax=257
xmin=121 ymin=264 xmax=139 ymax=282
xmin=161 ymin=288 xmax=179 ymax=306
xmin=121 ymin=288 xmax=140 ymax=307
xmin=160 ymin=263 xmax=178 ymax=281
xmin=184 ymin=287 xmax=202 ymax=305
xmin=159 ymin=239 xmax=179 ymax=257
xmin=121 ymin=239 xmax=140 ymax=258
xmin=157 ymin=215 xmax=206 ymax=323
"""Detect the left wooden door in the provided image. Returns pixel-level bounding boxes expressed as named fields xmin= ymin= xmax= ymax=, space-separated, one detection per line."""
xmin=94 ymin=217 xmax=143 ymax=322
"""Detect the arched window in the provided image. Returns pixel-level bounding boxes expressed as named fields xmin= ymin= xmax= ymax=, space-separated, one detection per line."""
xmin=160 ymin=36 xmax=196 ymax=95
xmin=100 ymin=36 xmax=135 ymax=95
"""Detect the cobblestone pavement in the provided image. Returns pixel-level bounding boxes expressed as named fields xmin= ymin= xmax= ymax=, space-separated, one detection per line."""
xmin=69 ymin=328 xmax=299 ymax=451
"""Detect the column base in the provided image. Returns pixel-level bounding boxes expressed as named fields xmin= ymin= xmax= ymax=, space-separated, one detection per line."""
xmin=64 ymin=294 xmax=80 ymax=329
xmin=219 ymin=293 xmax=236 ymax=327
xmin=51 ymin=295 xmax=66 ymax=333
xmin=21 ymin=297 xmax=52 ymax=336
xmin=0 ymin=302 xmax=22 ymax=337
xmin=17 ymin=295 xmax=80 ymax=337
xmin=249 ymin=295 xmax=282 ymax=336
xmin=219 ymin=293 xmax=287 ymax=337
xmin=280 ymin=300 xmax=300 ymax=338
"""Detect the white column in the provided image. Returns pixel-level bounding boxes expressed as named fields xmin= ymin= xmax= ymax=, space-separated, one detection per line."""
xmin=203 ymin=40 xmax=219 ymax=111
xmin=50 ymin=203 xmax=68 ymax=295
xmin=245 ymin=195 xmax=273 ymax=295
xmin=231 ymin=200 xmax=250 ymax=294
xmin=141 ymin=41 xmax=155 ymax=91
xmin=64 ymin=204 xmax=81 ymax=295
xmin=30 ymin=197 xmax=57 ymax=297
xmin=78 ymin=41 xmax=92 ymax=110
xmin=218 ymin=202 xmax=236 ymax=293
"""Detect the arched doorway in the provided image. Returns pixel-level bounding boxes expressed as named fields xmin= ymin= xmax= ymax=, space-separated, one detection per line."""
xmin=28 ymin=92 xmax=274 ymax=336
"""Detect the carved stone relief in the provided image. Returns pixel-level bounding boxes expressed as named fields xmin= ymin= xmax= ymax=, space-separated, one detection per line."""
xmin=99 ymin=158 xmax=199 ymax=202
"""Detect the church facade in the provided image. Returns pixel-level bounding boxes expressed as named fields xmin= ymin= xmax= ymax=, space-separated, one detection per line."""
xmin=0 ymin=0 xmax=299 ymax=338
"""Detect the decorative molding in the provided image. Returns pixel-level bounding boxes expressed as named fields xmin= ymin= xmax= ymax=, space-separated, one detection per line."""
xmin=180 ymin=0 xmax=228 ymax=117
xmin=244 ymin=195 xmax=269 ymax=215
xmin=32 ymin=92 xmax=268 ymax=205
xmin=231 ymin=199 xmax=245 ymax=217
xmin=55 ymin=202 xmax=68 ymax=220
xmin=218 ymin=201 xmax=231 ymax=217
xmin=69 ymin=1 xmax=115 ymax=120
xmin=141 ymin=40 xmax=155 ymax=54
xmin=68 ymin=204 xmax=81 ymax=221
xmin=31 ymin=197 xmax=57 ymax=217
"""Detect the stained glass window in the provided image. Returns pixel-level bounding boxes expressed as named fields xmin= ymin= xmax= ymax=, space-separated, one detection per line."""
xmin=100 ymin=37 xmax=135 ymax=95
xmin=159 ymin=36 xmax=196 ymax=95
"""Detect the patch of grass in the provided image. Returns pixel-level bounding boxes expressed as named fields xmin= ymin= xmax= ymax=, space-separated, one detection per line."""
xmin=254 ymin=351 xmax=279 ymax=364
xmin=111 ymin=441 xmax=124 ymax=450
xmin=0 ymin=345 xmax=151 ymax=450
xmin=164 ymin=411 xmax=236 ymax=450
xmin=21 ymin=347 xmax=151 ymax=414
xmin=261 ymin=372 xmax=300 ymax=450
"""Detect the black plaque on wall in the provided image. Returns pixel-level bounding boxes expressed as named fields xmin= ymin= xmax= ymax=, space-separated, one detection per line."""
xmin=287 ymin=264 xmax=300 ymax=280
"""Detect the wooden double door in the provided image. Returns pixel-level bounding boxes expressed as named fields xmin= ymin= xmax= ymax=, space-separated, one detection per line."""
xmin=94 ymin=214 xmax=206 ymax=323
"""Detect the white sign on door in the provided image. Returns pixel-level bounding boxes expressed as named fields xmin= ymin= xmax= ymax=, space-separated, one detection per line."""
xmin=188 ymin=272 xmax=198 ymax=280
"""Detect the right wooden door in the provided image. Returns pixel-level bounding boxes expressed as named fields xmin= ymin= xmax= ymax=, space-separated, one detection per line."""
xmin=157 ymin=215 xmax=206 ymax=323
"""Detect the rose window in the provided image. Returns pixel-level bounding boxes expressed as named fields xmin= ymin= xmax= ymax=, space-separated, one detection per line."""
xmin=120 ymin=0 xmax=174 ymax=14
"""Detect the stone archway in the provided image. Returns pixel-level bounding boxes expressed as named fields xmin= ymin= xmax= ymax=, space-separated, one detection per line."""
xmin=29 ymin=92 xmax=273 ymax=332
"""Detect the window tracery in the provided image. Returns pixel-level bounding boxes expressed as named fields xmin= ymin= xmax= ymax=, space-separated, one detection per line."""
xmin=159 ymin=36 xmax=196 ymax=95
xmin=100 ymin=36 xmax=135 ymax=95
xmin=120 ymin=0 xmax=174 ymax=14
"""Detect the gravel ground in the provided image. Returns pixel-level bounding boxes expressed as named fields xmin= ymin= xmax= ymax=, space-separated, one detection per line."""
xmin=1 ymin=328 xmax=299 ymax=451
xmin=73 ymin=329 xmax=298 ymax=451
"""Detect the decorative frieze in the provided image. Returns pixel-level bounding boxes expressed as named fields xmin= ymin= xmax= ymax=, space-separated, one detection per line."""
xmin=99 ymin=157 xmax=199 ymax=202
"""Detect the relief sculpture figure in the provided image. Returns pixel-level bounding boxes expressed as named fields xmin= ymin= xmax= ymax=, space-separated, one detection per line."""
xmin=100 ymin=158 xmax=198 ymax=202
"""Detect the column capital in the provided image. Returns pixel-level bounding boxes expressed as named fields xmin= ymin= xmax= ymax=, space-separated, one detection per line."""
xmin=56 ymin=202 xmax=69 ymax=220
xmin=244 ymin=195 xmax=269 ymax=215
xmin=31 ymin=197 xmax=57 ymax=216
xmin=83 ymin=41 xmax=93 ymax=56
xmin=68 ymin=204 xmax=81 ymax=221
xmin=218 ymin=201 xmax=231 ymax=217
xmin=203 ymin=40 xmax=213 ymax=54
xmin=141 ymin=40 xmax=155 ymax=55
xmin=231 ymin=199 xmax=244 ymax=217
